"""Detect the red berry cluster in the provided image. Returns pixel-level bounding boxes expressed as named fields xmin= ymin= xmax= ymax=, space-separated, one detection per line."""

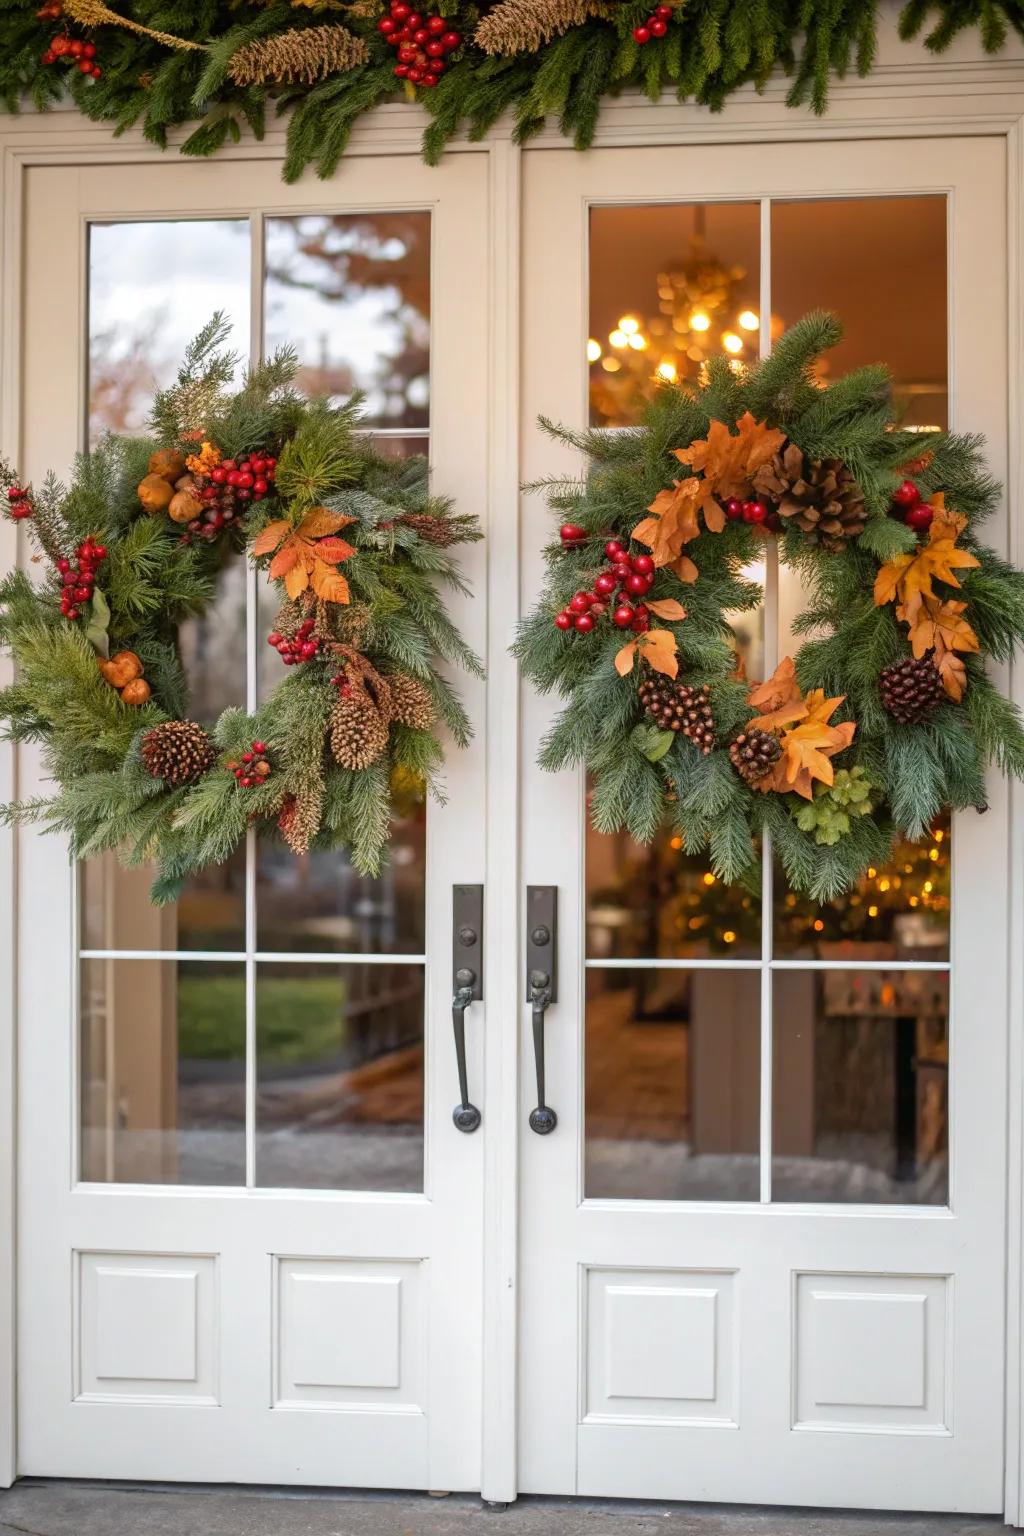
xmin=211 ymin=451 xmax=276 ymax=500
xmin=379 ymin=2 xmax=462 ymax=87
xmin=633 ymin=5 xmax=671 ymax=43
xmin=891 ymin=478 xmax=934 ymax=533
xmin=554 ymin=540 xmax=655 ymax=634
xmin=6 ymin=486 xmax=33 ymax=521
xmin=266 ymin=617 xmax=320 ymax=666
xmin=57 ymin=537 xmax=107 ymax=622
xmin=330 ymin=672 xmax=353 ymax=694
xmin=41 ymin=35 xmax=101 ymax=78
xmin=181 ymin=451 xmax=276 ymax=545
xmin=230 ymin=742 xmax=271 ymax=790
xmin=722 ymin=495 xmax=782 ymax=531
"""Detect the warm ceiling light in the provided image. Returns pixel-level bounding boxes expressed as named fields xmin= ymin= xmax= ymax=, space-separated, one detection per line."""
xmin=609 ymin=329 xmax=629 ymax=349
xmin=656 ymin=361 xmax=677 ymax=382
xmin=690 ymin=311 xmax=711 ymax=332
xmin=618 ymin=316 xmax=640 ymax=334
xmin=722 ymin=332 xmax=743 ymax=354
xmin=586 ymin=338 xmax=602 ymax=363
xmin=628 ymin=333 xmax=648 ymax=351
xmin=738 ymin=309 xmax=759 ymax=331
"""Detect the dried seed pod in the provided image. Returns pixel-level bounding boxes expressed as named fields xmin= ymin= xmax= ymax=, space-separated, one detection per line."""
xmin=137 ymin=473 xmax=174 ymax=514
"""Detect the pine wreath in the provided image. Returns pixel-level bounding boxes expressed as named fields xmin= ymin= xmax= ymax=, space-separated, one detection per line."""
xmin=515 ymin=311 xmax=1024 ymax=901
xmin=0 ymin=316 xmax=482 ymax=904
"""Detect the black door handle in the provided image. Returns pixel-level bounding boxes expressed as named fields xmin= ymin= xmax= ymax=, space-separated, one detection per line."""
xmin=528 ymin=969 xmax=556 ymax=1134
xmin=452 ymin=968 xmax=481 ymax=1133
xmin=452 ymin=885 xmax=483 ymax=1133
xmin=526 ymin=886 xmax=558 ymax=1134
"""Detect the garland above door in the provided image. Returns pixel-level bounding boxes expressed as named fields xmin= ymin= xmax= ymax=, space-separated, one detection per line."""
xmin=1 ymin=1 xmax=1021 ymax=180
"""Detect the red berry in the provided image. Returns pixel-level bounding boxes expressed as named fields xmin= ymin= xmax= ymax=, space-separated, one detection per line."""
xmin=574 ymin=613 xmax=595 ymax=633
xmin=569 ymin=591 xmax=593 ymax=614
xmin=73 ymin=586 xmax=91 ymax=602
xmin=42 ymin=51 xmax=56 ymax=64
xmin=252 ymin=741 xmax=267 ymax=755
xmin=594 ymin=571 xmax=617 ymax=596
xmin=66 ymin=608 xmax=79 ymax=620
xmin=741 ymin=499 xmax=764 ymax=523
xmin=441 ymin=30 xmax=461 ymax=47
xmin=633 ymin=25 xmax=650 ymax=42
xmin=649 ymin=19 xmax=667 ymax=35
xmin=426 ymin=40 xmax=445 ymax=56
xmin=413 ymin=27 xmax=428 ymax=42
xmin=265 ymin=456 xmax=277 ymax=469
xmin=555 ymin=612 xmax=572 ymax=630
xmin=221 ymin=459 xmax=237 ymax=472
xmin=428 ymin=13 xmax=446 ymax=30
xmin=237 ymin=472 xmax=254 ymax=490
xmin=407 ymin=11 xmax=422 ymax=24
xmin=6 ymin=487 xmax=24 ymax=501
xmin=253 ymin=477 xmax=268 ymax=496
xmin=892 ymin=479 xmax=919 ymax=508
xmin=211 ymin=466 xmax=227 ymax=484
xmin=380 ymin=17 xmax=397 ymax=31
xmin=654 ymin=4 xmax=672 ymax=14
xmin=723 ymin=497 xmax=743 ymax=522
xmin=560 ymin=523 xmax=587 ymax=544
xmin=300 ymin=641 xmax=318 ymax=659
xmin=612 ymin=562 xmax=632 ymax=583
xmin=93 ymin=544 xmax=107 ymax=559
xmin=630 ymin=614 xmax=650 ymax=632
xmin=267 ymin=633 xmax=282 ymax=647
xmin=89 ymin=66 xmax=101 ymax=77
xmin=631 ymin=553 xmax=654 ymax=576
xmin=266 ymin=468 xmax=275 ymax=481
xmin=765 ymin=513 xmax=783 ymax=533
xmin=906 ymin=502 xmax=934 ymax=532
xmin=394 ymin=63 xmax=409 ymax=75
xmin=83 ymin=41 xmax=96 ymax=57
xmin=69 ymin=39 xmax=83 ymax=56
xmin=78 ymin=58 xmax=92 ymax=73
xmin=241 ymin=751 xmax=254 ymax=764
xmin=604 ymin=540 xmax=624 ymax=560
xmin=57 ymin=558 xmax=70 ymax=573
xmin=612 ymin=604 xmax=635 ymax=628
xmin=428 ymin=59 xmax=445 ymax=72
xmin=625 ymin=572 xmax=651 ymax=595
xmin=392 ymin=3 xmax=411 ymax=17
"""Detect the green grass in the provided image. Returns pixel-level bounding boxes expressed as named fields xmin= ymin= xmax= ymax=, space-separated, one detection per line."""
xmin=177 ymin=974 xmax=345 ymax=1064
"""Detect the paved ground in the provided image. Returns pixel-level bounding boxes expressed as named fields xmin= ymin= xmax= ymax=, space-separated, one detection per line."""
xmin=0 ymin=1483 xmax=1004 ymax=1536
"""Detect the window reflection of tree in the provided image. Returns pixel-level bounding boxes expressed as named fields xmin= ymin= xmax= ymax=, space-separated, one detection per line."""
xmin=265 ymin=214 xmax=430 ymax=430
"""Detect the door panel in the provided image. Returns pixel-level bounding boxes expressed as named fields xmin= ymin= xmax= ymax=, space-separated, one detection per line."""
xmin=17 ymin=152 xmax=490 ymax=1489
xmin=519 ymin=139 xmax=1008 ymax=1511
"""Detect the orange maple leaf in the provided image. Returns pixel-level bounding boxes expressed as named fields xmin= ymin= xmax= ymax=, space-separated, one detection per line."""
xmin=632 ymin=478 xmax=704 ymax=573
xmin=615 ymin=627 xmax=679 ymax=679
xmin=675 ymin=412 xmax=786 ymax=503
xmin=874 ymin=498 xmax=979 ymax=616
xmin=746 ymin=657 xmax=808 ymax=733
xmin=756 ymin=690 xmax=856 ymax=800
xmin=254 ymin=507 xmax=356 ymax=605
xmin=897 ymin=592 xmax=980 ymax=663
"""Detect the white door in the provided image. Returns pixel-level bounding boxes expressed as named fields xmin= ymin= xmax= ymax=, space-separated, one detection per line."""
xmin=16 ymin=153 xmax=490 ymax=1488
xmin=519 ymin=139 xmax=1010 ymax=1512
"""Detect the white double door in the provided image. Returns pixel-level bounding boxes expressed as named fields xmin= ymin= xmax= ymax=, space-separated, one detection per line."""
xmin=14 ymin=132 xmax=1013 ymax=1514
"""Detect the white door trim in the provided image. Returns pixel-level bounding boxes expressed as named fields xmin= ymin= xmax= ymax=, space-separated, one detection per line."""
xmin=0 ymin=12 xmax=1023 ymax=1513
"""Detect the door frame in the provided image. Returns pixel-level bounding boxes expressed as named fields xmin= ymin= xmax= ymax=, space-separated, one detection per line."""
xmin=2 ymin=15 xmax=1024 ymax=1514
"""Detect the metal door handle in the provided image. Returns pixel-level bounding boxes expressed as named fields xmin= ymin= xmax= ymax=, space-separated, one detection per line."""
xmin=528 ymin=969 xmax=556 ymax=1134
xmin=451 ymin=968 xmax=481 ymax=1133
xmin=452 ymin=885 xmax=483 ymax=1133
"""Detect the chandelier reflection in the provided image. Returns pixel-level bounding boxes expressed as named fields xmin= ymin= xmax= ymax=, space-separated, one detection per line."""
xmin=588 ymin=229 xmax=766 ymax=427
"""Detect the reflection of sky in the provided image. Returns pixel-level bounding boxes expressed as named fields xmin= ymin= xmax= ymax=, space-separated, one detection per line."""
xmin=89 ymin=219 xmax=250 ymax=374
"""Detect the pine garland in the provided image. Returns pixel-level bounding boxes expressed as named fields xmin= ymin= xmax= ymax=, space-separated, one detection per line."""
xmin=516 ymin=312 xmax=1024 ymax=901
xmin=0 ymin=316 xmax=483 ymax=900
xmin=228 ymin=24 xmax=370 ymax=86
xmin=0 ymin=3 xmax=1020 ymax=179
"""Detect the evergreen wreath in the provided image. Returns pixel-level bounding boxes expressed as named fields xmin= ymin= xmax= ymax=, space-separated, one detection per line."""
xmin=1 ymin=2 xmax=1021 ymax=182
xmin=515 ymin=312 xmax=1024 ymax=902
xmin=0 ymin=316 xmax=482 ymax=903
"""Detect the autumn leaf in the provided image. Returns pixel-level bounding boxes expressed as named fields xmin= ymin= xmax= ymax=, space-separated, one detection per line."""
xmin=746 ymin=656 xmax=808 ymax=733
xmin=615 ymin=627 xmax=679 ymax=679
xmin=757 ymin=690 xmax=856 ymax=801
xmin=632 ymin=478 xmax=703 ymax=568
xmin=254 ymin=507 xmax=357 ymax=606
xmin=933 ymin=646 xmax=968 ymax=702
xmin=874 ymin=500 xmax=979 ymax=615
xmin=675 ymin=412 xmax=785 ymax=502
xmin=646 ymin=598 xmax=687 ymax=621
xmin=897 ymin=592 xmax=979 ymax=662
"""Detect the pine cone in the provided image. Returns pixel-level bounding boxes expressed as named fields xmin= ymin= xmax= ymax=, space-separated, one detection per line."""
xmin=396 ymin=513 xmax=460 ymax=547
xmin=140 ymin=720 xmax=217 ymax=787
xmin=638 ymin=677 xmax=715 ymax=754
xmin=389 ymin=674 xmax=436 ymax=730
xmin=729 ymin=728 xmax=782 ymax=786
xmin=277 ymin=790 xmax=325 ymax=857
xmin=329 ymin=691 xmax=389 ymax=771
xmin=751 ymin=441 xmax=866 ymax=550
xmin=879 ymin=656 xmax=944 ymax=724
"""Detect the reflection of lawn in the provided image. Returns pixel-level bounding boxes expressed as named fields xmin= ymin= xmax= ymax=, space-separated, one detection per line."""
xmin=178 ymin=975 xmax=345 ymax=1064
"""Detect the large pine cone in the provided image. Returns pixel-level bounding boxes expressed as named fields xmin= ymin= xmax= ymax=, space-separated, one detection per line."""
xmin=879 ymin=656 xmax=944 ymax=724
xmin=389 ymin=674 xmax=436 ymax=731
xmin=140 ymin=720 xmax=217 ymax=786
xmin=729 ymin=728 xmax=782 ymax=786
xmin=329 ymin=690 xmax=389 ymax=770
xmin=752 ymin=441 xmax=866 ymax=550
xmin=638 ymin=677 xmax=715 ymax=754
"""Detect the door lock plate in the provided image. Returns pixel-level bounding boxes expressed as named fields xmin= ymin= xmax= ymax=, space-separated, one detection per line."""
xmin=453 ymin=884 xmax=483 ymax=1001
xmin=525 ymin=885 xmax=557 ymax=1002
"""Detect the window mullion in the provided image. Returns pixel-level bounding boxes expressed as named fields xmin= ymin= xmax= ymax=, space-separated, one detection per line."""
xmin=758 ymin=197 xmax=774 ymax=1205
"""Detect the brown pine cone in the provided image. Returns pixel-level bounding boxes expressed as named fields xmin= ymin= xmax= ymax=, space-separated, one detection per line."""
xmin=878 ymin=656 xmax=944 ymax=724
xmin=140 ymin=720 xmax=217 ymax=787
xmin=638 ymin=677 xmax=715 ymax=755
xmin=388 ymin=674 xmax=436 ymax=730
xmin=752 ymin=441 xmax=866 ymax=550
xmin=329 ymin=691 xmax=389 ymax=770
xmin=729 ymin=728 xmax=782 ymax=786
